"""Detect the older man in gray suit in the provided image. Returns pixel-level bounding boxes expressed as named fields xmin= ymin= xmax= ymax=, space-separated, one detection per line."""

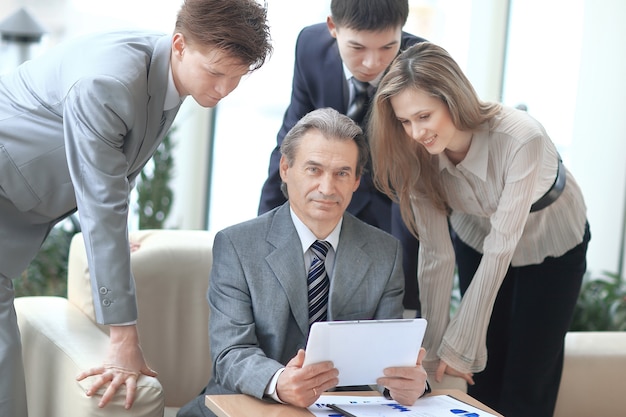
xmin=177 ymin=108 xmax=429 ymax=417
xmin=0 ymin=1 xmax=272 ymax=415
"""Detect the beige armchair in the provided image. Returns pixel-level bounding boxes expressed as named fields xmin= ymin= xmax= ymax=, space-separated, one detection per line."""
xmin=554 ymin=331 xmax=626 ymax=417
xmin=15 ymin=229 xmax=214 ymax=417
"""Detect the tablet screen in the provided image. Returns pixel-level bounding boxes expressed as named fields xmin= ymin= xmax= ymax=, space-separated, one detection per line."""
xmin=302 ymin=318 xmax=427 ymax=386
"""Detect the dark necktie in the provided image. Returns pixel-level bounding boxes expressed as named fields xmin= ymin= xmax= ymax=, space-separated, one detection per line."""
xmin=307 ymin=240 xmax=331 ymax=325
xmin=347 ymin=77 xmax=370 ymax=124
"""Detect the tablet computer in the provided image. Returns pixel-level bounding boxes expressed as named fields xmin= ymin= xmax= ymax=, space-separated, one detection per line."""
xmin=302 ymin=318 xmax=427 ymax=386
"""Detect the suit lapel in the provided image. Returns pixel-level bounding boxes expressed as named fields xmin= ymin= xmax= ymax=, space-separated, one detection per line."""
xmin=264 ymin=209 xmax=375 ymax=332
xmin=265 ymin=205 xmax=310 ymax=337
xmin=329 ymin=215 xmax=372 ymax=318
xmin=321 ymin=40 xmax=349 ymax=113
xmin=131 ymin=35 xmax=174 ymax=173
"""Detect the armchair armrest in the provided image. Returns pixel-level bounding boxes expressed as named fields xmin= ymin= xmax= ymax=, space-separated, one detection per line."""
xmin=66 ymin=229 xmax=213 ymax=408
xmin=554 ymin=331 xmax=626 ymax=417
xmin=16 ymin=228 xmax=213 ymax=416
xmin=15 ymin=296 xmax=164 ymax=417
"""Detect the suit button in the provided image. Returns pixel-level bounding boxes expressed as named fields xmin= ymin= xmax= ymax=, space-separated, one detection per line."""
xmin=99 ymin=287 xmax=108 ymax=294
xmin=102 ymin=299 xmax=111 ymax=307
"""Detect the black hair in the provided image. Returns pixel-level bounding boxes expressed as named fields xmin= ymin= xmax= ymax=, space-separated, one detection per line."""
xmin=330 ymin=0 xmax=409 ymax=31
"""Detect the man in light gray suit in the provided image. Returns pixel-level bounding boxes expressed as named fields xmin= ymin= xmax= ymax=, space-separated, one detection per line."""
xmin=178 ymin=108 xmax=429 ymax=417
xmin=0 ymin=0 xmax=272 ymax=415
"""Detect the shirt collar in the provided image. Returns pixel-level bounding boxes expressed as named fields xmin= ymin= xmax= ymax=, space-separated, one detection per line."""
xmin=289 ymin=207 xmax=342 ymax=254
xmin=438 ymin=130 xmax=489 ymax=182
xmin=164 ymin=61 xmax=182 ymax=111
xmin=342 ymin=64 xmax=382 ymax=89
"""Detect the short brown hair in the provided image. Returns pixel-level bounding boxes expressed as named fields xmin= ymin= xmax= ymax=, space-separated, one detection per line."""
xmin=175 ymin=0 xmax=272 ymax=71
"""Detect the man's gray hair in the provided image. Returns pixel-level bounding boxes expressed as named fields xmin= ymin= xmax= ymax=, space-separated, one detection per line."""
xmin=280 ymin=107 xmax=368 ymax=199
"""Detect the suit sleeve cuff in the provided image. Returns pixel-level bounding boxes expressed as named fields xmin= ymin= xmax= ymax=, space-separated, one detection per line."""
xmin=382 ymin=379 xmax=431 ymax=400
xmin=423 ymin=379 xmax=432 ymax=396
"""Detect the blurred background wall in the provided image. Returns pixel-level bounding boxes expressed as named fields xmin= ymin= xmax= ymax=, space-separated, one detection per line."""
xmin=2 ymin=0 xmax=624 ymax=277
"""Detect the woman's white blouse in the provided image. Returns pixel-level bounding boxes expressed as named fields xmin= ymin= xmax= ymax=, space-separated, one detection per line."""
xmin=412 ymin=106 xmax=587 ymax=374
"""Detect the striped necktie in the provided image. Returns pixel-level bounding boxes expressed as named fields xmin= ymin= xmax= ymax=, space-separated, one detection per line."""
xmin=307 ymin=240 xmax=331 ymax=325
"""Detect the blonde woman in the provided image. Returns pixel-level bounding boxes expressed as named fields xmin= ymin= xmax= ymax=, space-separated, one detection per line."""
xmin=369 ymin=42 xmax=590 ymax=417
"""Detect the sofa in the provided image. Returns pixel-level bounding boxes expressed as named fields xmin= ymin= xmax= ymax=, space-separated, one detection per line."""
xmin=431 ymin=330 xmax=626 ymax=417
xmin=554 ymin=331 xmax=626 ymax=417
xmin=15 ymin=229 xmax=626 ymax=417
xmin=15 ymin=229 xmax=213 ymax=417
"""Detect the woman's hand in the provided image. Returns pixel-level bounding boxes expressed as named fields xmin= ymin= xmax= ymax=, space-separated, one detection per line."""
xmin=435 ymin=360 xmax=475 ymax=385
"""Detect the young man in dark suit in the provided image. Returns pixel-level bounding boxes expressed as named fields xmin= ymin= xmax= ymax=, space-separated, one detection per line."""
xmin=258 ymin=0 xmax=426 ymax=313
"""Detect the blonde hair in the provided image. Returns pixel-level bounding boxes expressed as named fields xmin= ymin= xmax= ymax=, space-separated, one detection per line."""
xmin=369 ymin=42 xmax=501 ymax=236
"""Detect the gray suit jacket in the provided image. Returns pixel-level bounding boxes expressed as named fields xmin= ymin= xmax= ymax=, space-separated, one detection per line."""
xmin=204 ymin=203 xmax=404 ymax=400
xmin=0 ymin=30 xmax=180 ymax=324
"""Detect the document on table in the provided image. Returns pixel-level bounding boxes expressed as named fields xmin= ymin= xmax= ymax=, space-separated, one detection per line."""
xmin=308 ymin=394 xmax=499 ymax=417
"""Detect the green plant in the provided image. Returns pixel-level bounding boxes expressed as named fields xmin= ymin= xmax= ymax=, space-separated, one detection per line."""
xmin=450 ymin=273 xmax=461 ymax=316
xmin=569 ymin=270 xmax=626 ymax=331
xmin=136 ymin=126 xmax=175 ymax=229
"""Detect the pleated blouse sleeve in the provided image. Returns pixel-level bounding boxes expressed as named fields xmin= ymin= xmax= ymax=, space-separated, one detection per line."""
xmin=438 ymin=130 xmax=545 ymax=373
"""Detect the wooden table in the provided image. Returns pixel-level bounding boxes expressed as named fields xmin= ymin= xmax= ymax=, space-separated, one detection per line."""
xmin=206 ymin=389 xmax=504 ymax=417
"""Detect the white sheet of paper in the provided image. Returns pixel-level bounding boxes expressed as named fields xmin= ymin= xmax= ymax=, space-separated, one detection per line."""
xmin=302 ymin=319 xmax=427 ymax=386
xmin=308 ymin=394 xmax=499 ymax=417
